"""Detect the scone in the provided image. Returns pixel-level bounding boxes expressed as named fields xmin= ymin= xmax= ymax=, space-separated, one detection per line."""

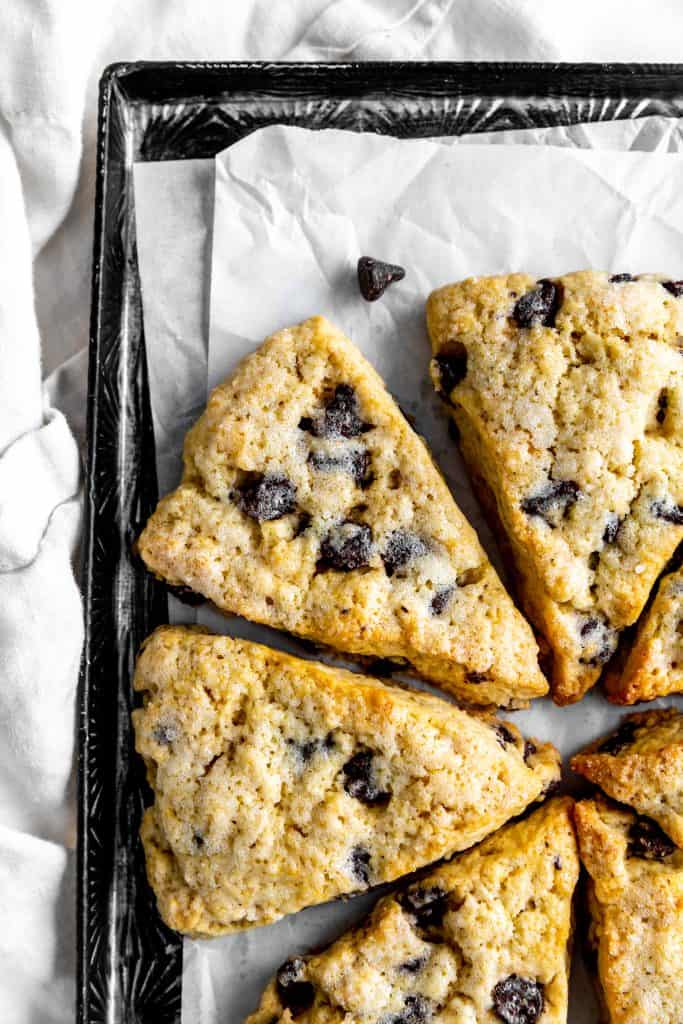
xmin=137 ymin=315 xmax=548 ymax=708
xmin=572 ymin=708 xmax=683 ymax=846
xmin=427 ymin=271 xmax=683 ymax=705
xmin=606 ymin=564 xmax=683 ymax=704
xmin=575 ymin=797 xmax=683 ymax=1024
xmin=133 ymin=626 xmax=560 ymax=938
xmin=245 ymin=798 xmax=578 ymax=1023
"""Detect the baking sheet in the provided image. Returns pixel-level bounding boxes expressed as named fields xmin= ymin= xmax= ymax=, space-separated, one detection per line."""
xmin=133 ymin=115 xmax=683 ymax=1023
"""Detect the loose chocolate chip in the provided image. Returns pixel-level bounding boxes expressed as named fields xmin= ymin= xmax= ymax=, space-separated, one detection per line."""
xmin=597 ymin=719 xmax=639 ymax=755
xmin=492 ymin=975 xmax=545 ymax=1024
xmin=382 ymin=530 xmax=429 ymax=576
xmin=308 ymin=448 xmax=371 ymax=487
xmin=657 ymin=390 xmax=669 ymax=424
xmin=342 ymin=750 xmax=391 ymax=806
xmin=276 ymin=958 xmax=315 ymax=1017
xmin=579 ymin=617 xmax=616 ymax=667
xmin=399 ymin=955 xmax=428 ymax=975
xmin=553 ymin=856 xmax=563 ymax=870
xmin=349 ymin=844 xmax=372 ymax=885
xmin=318 ymin=521 xmax=373 ymax=572
xmin=651 ymin=498 xmax=683 ymax=525
xmin=523 ymin=740 xmax=537 ymax=763
xmin=152 ymin=722 xmax=177 ymax=746
xmin=430 ymin=584 xmax=455 ymax=616
xmin=662 ymin=280 xmax=683 ymax=297
xmin=588 ymin=551 xmax=600 ymax=571
xmin=521 ymin=480 xmax=580 ymax=526
xmin=235 ymin=473 xmax=297 ymax=522
xmin=164 ymin=582 xmax=205 ymax=606
xmin=494 ymin=723 xmax=517 ymax=749
xmin=434 ymin=344 xmax=468 ymax=401
xmin=602 ymin=514 xmax=623 ymax=544
xmin=399 ymin=885 xmax=449 ymax=930
xmin=357 ymin=256 xmax=405 ymax=301
xmin=628 ymin=817 xmax=676 ymax=861
xmin=512 ymin=280 xmax=561 ymax=329
xmin=610 ymin=273 xmax=634 ymax=283
xmin=382 ymin=995 xmax=432 ymax=1024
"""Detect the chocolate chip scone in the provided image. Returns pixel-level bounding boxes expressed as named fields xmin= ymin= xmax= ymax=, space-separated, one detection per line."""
xmin=606 ymin=564 xmax=683 ymax=704
xmin=575 ymin=797 xmax=683 ymax=1024
xmin=572 ymin=708 xmax=683 ymax=847
xmin=245 ymin=798 xmax=578 ymax=1023
xmin=133 ymin=626 xmax=560 ymax=937
xmin=427 ymin=271 xmax=683 ymax=705
xmin=137 ymin=315 xmax=547 ymax=708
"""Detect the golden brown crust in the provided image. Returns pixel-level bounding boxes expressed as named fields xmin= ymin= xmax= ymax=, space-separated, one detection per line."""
xmin=134 ymin=625 xmax=560 ymax=937
xmin=246 ymin=799 xmax=578 ymax=1023
xmin=138 ymin=315 xmax=547 ymax=708
xmin=427 ymin=271 xmax=683 ymax=705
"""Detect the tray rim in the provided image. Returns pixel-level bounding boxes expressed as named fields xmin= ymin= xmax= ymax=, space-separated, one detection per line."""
xmin=79 ymin=58 xmax=683 ymax=1024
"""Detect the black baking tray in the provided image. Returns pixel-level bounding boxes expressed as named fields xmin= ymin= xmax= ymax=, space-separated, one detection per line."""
xmin=79 ymin=61 xmax=683 ymax=1023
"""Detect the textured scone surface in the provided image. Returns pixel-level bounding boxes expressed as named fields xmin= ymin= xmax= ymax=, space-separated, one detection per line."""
xmin=137 ymin=315 xmax=546 ymax=708
xmin=133 ymin=626 xmax=559 ymax=937
xmin=575 ymin=797 xmax=683 ymax=1024
xmin=245 ymin=798 xmax=578 ymax=1023
xmin=572 ymin=708 xmax=683 ymax=846
xmin=427 ymin=271 xmax=683 ymax=704
xmin=607 ymin=565 xmax=683 ymax=704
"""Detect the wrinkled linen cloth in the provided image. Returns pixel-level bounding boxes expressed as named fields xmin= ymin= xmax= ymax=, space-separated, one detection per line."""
xmin=2 ymin=1 xmax=683 ymax=1021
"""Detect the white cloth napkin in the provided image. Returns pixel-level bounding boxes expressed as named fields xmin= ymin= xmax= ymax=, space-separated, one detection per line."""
xmin=4 ymin=1 xmax=683 ymax=1021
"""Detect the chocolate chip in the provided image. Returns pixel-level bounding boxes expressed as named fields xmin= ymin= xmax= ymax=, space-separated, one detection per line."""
xmin=289 ymin=733 xmax=335 ymax=765
xmin=276 ymin=958 xmax=315 ymax=1017
xmin=192 ymin=831 xmax=205 ymax=850
xmin=308 ymin=448 xmax=371 ymax=486
xmin=466 ymin=671 xmax=489 ymax=685
xmin=357 ymin=256 xmax=405 ymax=301
xmin=579 ymin=617 xmax=617 ymax=667
xmin=381 ymin=995 xmax=432 ymax=1024
xmin=398 ymin=955 xmax=427 ymax=975
xmin=235 ymin=473 xmax=297 ymax=522
xmin=512 ymin=280 xmax=561 ymax=329
xmin=164 ymin=583 xmax=205 ymax=606
xmin=342 ymin=750 xmax=391 ymax=806
xmin=657 ymin=390 xmax=669 ymax=424
xmin=430 ymin=584 xmax=455 ymax=616
xmin=610 ymin=273 xmax=634 ymax=283
xmin=651 ymin=498 xmax=683 ymax=525
xmin=382 ymin=530 xmax=429 ymax=577
xmin=597 ymin=719 xmax=639 ymax=755
xmin=301 ymin=384 xmax=371 ymax=439
xmin=588 ymin=551 xmax=600 ymax=571
xmin=553 ymin=856 xmax=562 ymax=870
xmin=603 ymin=514 xmax=622 ymax=544
xmin=293 ymin=512 xmax=312 ymax=538
xmin=318 ymin=521 xmax=373 ymax=572
xmin=434 ymin=343 xmax=468 ymax=401
xmin=628 ymin=817 xmax=676 ymax=861
xmin=524 ymin=740 xmax=537 ymax=763
xmin=399 ymin=886 xmax=448 ymax=930
xmin=349 ymin=844 xmax=371 ymax=885
xmin=152 ymin=722 xmax=177 ymax=746
xmin=492 ymin=975 xmax=545 ymax=1024
xmin=662 ymin=280 xmax=683 ymax=297
xmin=521 ymin=480 xmax=580 ymax=526
xmin=493 ymin=723 xmax=517 ymax=749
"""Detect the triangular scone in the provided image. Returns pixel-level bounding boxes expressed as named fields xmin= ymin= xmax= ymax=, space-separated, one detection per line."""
xmin=572 ymin=708 xmax=683 ymax=846
xmin=427 ymin=271 xmax=683 ymax=704
xmin=575 ymin=797 xmax=683 ymax=1024
xmin=606 ymin=565 xmax=683 ymax=704
xmin=133 ymin=626 xmax=560 ymax=937
xmin=245 ymin=798 xmax=578 ymax=1024
xmin=137 ymin=316 xmax=547 ymax=708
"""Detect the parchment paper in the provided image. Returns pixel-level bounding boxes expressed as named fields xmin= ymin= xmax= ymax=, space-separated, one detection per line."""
xmin=133 ymin=116 xmax=683 ymax=1024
